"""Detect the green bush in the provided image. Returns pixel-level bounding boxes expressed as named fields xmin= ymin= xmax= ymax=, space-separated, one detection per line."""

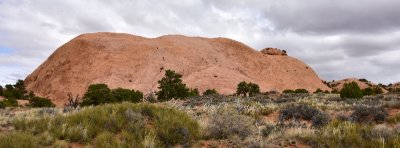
xmin=282 ymin=89 xmax=309 ymax=94
xmin=11 ymin=103 xmax=200 ymax=147
xmin=188 ymin=88 xmax=199 ymax=97
xmin=314 ymin=88 xmax=323 ymax=93
xmin=2 ymin=80 xmax=28 ymax=100
xmin=203 ymin=89 xmax=218 ymax=95
xmin=331 ymin=89 xmax=339 ymax=94
xmin=294 ymin=89 xmax=309 ymax=93
xmin=156 ymin=70 xmax=191 ymax=101
xmin=28 ymin=96 xmax=55 ymax=108
xmin=340 ymin=82 xmax=363 ymax=99
xmin=81 ymin=84 xmax=115 ymax=106
xmin=111 ymin=88 xmax=143 ymax=103
xmin=362 ymin=86 xmax=384 ymax=96
xmin=0 ymin=85 xmax=3 ymax=96
xmin=236 ymin=81 xmax=260 ymax=97
xmin=0 ymin=98 xmax=18 ymax=107
xmin=282 ymin=89 xmax=295 ymax=93
xmin=248 ymin=83 xmax=260 ymax=97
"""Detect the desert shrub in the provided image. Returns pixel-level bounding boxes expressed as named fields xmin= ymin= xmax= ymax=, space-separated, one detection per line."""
xmin=2 ymin=80 xmax=28 ymax=99
xmin=282 ymin=89 xmax=294 ymax=93
xmin=236 ymin=81 xmax=260 ymax=97
xmin=111 ymin=88 xmax=143 ymax=103
xmin=0 ymin=98 xmax=18 ymax=107
xmin=0 ymin=85 xmax=3 ymax=96
xmin=0 ymin=132 xmax=40 ymax=148
xmin=279 ymin=104 xmax=330 ymax=127
xmin=387 ymin=113 xmax=400 ymax=124
xmin=294 ymin=89 xmax=309 ymax=94
xmin=340 ymin=82 xmax=363 ymax=99
xmin=207 ymin=106 xmax=254 ymax=139
xmin=282 ymin=89 xmax=309 ymax=94
xmin=28 ymin=96 xmax=55 ymax=108
xmin=314 ymin=88 xmax=323 ymax=93
xmin=362 ymin=86 xmax=384 ymax=96
xmin=156 ymin=70 xmax=191 ymax=101
xmin=312 ymin=112 xmax=330 ymax=127
xmin=350 ymin=105 xmax=387 ymax=124
xmin=331 ymin=89 xmax=339 ymax=94
xmin=261 ymin=124 xmax=282 ymax=137
xmin=80 ymin=84 xmax=114 ymax=106
xmin=203 ymin=89 xmax=218 ymax=95
xmin=188 ymin=88 xmax=199 ymax=97
xmin=144 ymin=91 xmax=157 ymax=103
xmin=12 ymin=103 xmax=200 ymax=147
xmin=64 ymin=93 xmax=80 ymax=108
xmin=324 ymin=90 xmax=330 ymax=93
xmin=236 ymin=81 xmax=249 ymax=96
xmin=303 ymin=121 xmax=400 ymax=147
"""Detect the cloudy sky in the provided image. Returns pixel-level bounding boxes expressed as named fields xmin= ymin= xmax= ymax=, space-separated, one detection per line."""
xmin=0 ymin=0 xmax=400 ymax=85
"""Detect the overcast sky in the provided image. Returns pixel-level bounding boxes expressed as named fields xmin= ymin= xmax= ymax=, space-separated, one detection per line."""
xmin=1 ymin=0 xmax=400 ymax=85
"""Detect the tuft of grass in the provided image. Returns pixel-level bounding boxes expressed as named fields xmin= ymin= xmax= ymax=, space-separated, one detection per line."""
xmin=0 ymin=132 xmax=40 ymax=148
xmin=6 ymin=103 xmax=200 ymax=147
xmin=387 ymin=113 xmax=400 ymax=124
xmin=302 ymin=120 xmax=400 ymax=147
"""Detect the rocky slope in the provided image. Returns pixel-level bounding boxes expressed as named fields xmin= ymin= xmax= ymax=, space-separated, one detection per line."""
xmin=328 ymin=78 xmax=388 ymax=92
xmin=25 ymin=32 xmax=330 ymax=106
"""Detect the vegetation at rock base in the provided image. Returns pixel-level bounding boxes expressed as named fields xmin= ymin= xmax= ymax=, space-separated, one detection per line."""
xmin=236 ymin=81 xmax=260 ymax=97
xmin=340 ymin=82 xmax=363 ymax=99
xmin=80 ymin=84 xmax=144 ymax=106
xmin=362 ymin=86 xmax=384 ymax=96
xmin=1 ymin=103 xmax=200 ymax=147
xmin=203 ymin=89 xmax=218 ymax=95
xmin=1 ymin=92 xmax=400 ymax=147
xmin=28 ymin=96 xmax=55 ymax=108
xmin=156 ymin=70 xmax=192 ymax=101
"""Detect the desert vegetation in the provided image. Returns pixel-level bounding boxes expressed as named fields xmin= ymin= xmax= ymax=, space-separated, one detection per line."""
xmin=1 ymin=70 xmax=400 ymax=147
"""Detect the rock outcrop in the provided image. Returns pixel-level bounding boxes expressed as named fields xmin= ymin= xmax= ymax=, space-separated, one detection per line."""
xmin=25 ymin=32 xmax=330 ymax=106
xmin=261 ymin=48 xmax=287 ymax=56
xmin=328 ymin=78 xmax=388 ymax=93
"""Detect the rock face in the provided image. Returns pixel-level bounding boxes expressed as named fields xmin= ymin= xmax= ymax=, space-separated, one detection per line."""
xmin=260 ymin=48 xmax=287 ymax=56
xmin=25 ymin=32 xmax=330 ymax=106
xmin=387 ymin=82 xmax=400 ymax=91
xmin=328 ymin=78 xmax=388 ymax=93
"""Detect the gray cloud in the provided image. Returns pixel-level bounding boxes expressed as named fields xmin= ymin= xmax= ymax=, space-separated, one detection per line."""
xmin=0 ymin=0 xmax=399 ymax=85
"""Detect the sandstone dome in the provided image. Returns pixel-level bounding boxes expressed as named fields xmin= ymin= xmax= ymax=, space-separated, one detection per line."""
xmin=25 ymin=32 xmax=330 ymax=106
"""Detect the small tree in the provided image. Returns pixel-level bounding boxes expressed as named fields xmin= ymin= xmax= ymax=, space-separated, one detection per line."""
xmin=236 ymin=81 xmax=260 ymax=97
xmin=28 ymin=96 xmax=55 ymax=107
xmin=81 ymin=84 xmax=114 ymax=106
xmin=112 ymin=88 xmax=143 ymax=103
xmin=156 ymin=70 xmax=190 ymax=101
xmin=236 ymin=81 xmax=249 ymax=96
xmin=248 ymin=83 xmax=260 ymax=97
xmin=340 ymin=82 xmax=363 ymax=99
xmin=203 ymin=89 xmax=218 ymax=95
